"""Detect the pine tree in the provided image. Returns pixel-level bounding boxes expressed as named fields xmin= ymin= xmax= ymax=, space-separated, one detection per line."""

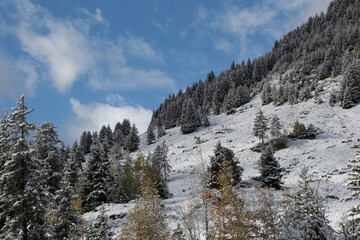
xmin=222 ymin=86 xmax=236 ymax=112
xmin=279 ymin=168 xmax=333 ymax=240
xmin=120 ymin=119 xmax=132 ymax=137
xmin=343 ymin=151 xmax=360 ymax=238
xmin=52 ymin=176 xmax=81 ymax=240
xmin=85 ymin=206 xmax=110 ymax=240
xmin=147 ymin=125 xmax=156 ymax=145
xmin=0 ymin=95 xmax=49 ymax=239
xmin=80 ymin=131 xmax=92 ymax=154
xmin=64 ymin=144 xmax=81 ymax=191
xmin=180 ymin=99 xmax=201 ymax=134
xmin=293 ymin=120 xmax=307 ymax=137
xmin=201 ymin=114 xmax=210 ymax=127
xmin=113 ymin=127 xmax=125 ymax=147
xmin=209 ymin=160 xmax=251 ymax=239
xmin=0 ymin=108 xmax=9 ymax=174
xmin=340 ymin=59 xmax=360 ymax=108
xmin=342 ymin=86 xmax=355 ymax=109
xmin=125 ymin=124 xmax=140 ymax=152
xmin=157 ymin=124 xmax=166 ymax=138
xmin=270 ymin=114 xmax=282 ymax=138
xmin=208 ymin=141 xmax=243 ymax=189
xmin=253 ymin=110 xmax=268 ymax=144
xmin=82 ymin=137 xmax=113 ymax=212
xmin=257 ymin=145 xmax=282 ymax=190
xmin=108 ymin=158 xmax=127 ymax=204
xmin=261 ymin=82 xmax=273 ymax=105
xmin=0 ymin=108 xmax=10 ymax=233
xmin=33 ymin=121 xmax=62 ymax=194
xmin=152 ymin=141 xmax=171 ymax=181
xmin=234 ymin=86 xmax=250 ymax=107
xmin=109 ymin=138 xmax=123 ymax=164
xmin=120 ymin=179 xmax=169 ymax=240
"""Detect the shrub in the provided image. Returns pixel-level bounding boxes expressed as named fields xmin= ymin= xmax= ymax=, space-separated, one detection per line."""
xmin=270 ymin=134 xmax=288 ymax=151
xmin=290 ymin=121 xmax=317 ymax=139
xmin=293 ymin=120 xmax=307 ymax=136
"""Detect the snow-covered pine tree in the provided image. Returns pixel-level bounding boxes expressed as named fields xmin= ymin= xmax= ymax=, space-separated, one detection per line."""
xmin=343 ymin=151 xmax=360 ymax=238
xmin=0 ymin=108 xmax=9 ymax=173
xmin=0 ymin=95 xmax=49 ymax=239
xmin=71 ymin=140 xmax=85 ymax=172
xmin=180 ymin=99 xmax=201 ymax=134
xmin=257 ymin=144 xmax=282 ymax=190
xmin=0 ymin=108 xmax=9 ymax=231
xmin=152 ymin=141 xmax=171 ymax=181
xmin=59 ymin=142 xmax=70 ymax=166
xmin=253 ymin=109 xmax=268 ymax=144
xmin=120 ymin=119 xmax=132 ymax=137
xmin=80 ymin=131 xmax=92 ymax=154
xmin=340 ymin=59 xmax=360 ymax=108
xmin=108 ymin=158 xmax=127 ymax=204
xmin=234 ymin=85 xmax=250 ymax=107
xmin=222 ymin=85 xmax=236 ymax=112
xmin=52 ymin=175 xmax=81 ymax=240
xmin=261 ymin=82 xmax=273 ymax=105
xmin=157 ymin=124 xmax=166 ymax=138
xmin=125 ymin=124 xmax=140 ymax=152
xmin=85 ymin=206 xmax=110 ymax=240
xmin=82 ymin=137 xmax=113 ymax=212
xmin=64 ymin=143 xmax=82 ymax=191
xmin=208 ymin=141 xmax=243 ymax=189
xmin=109 ymin=137 xmax=123 ymax=165
xmin=279 ymin=168 xmax=334 ymax=240
xmin=147 ymin=125 xmax=156 ymax=145
xmin=113 ymin=126 xmax=125 ymax=147
xmin=120 ymin=179 xmax=169 ymax=240
xmin=342 ymin=86 xmax=355 ymax=109
xmin=33 ymin=121 xmax=62 ymax=194
xmin=201 ymin=114 xmax=210 ymax=127
xmin=270 ymin=115 xmax=283 ymax=138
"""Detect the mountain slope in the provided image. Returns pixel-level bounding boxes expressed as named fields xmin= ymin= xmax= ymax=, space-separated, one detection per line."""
xmin=84 ymin=75 xmax=359 ymax=237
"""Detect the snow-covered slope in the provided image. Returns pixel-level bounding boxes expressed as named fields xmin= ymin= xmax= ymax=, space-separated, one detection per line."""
xmin=84 ymin=76 xmax=360 ymax=237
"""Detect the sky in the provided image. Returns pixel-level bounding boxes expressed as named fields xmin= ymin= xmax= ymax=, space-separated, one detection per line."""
xmin=0 ymin=0 xmax=332 ymax=144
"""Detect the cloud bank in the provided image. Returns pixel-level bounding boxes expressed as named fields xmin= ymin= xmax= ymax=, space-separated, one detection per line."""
xmin=67 ymin=98 xmax=153 ymax=142
xmin=2 ymin=0 xmax=175 ymax=93
xmin=194 ymin=0 xmax=332 ymax=58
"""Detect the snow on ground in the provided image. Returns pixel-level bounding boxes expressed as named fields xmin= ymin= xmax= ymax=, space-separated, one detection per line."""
xmin=84 ymin=76 xmax=360 ymax=238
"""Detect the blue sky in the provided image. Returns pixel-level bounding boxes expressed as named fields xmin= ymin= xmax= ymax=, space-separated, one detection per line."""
xmin=0 ymin=0 xmax=331 ymax=144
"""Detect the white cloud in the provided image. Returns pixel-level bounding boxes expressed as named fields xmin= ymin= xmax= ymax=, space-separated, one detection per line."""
xmin=89 ymin=66 xmax=176 ymax=91
xmin=3 ymin=0 xmax=175 ymax=93
xmin=80 ymin=7 xmax=108 ymax=25
xmin=16 ymin=58 xmax=38 ymax=95
xmin=105 ymin=93 xmax=125 ymax=105
xmin=0 ymin=52 xmax=40 ymax=102
xmin=16 ymin=20 xmax=93 ymax=92
xmin=214 ymin=38 xmax=233 ymax=53
xmin=152 ymin=19 xmax=173 ymax=35
xmin=125 ymin=36 xmax=163 ymax=62
xmin=0 ymin=56 xmax=19 ymax=101
xmin=94 ymin=8 xmax=105 ymax=23
xmin=194 ymin=0 xmax=332 ymax=56
xmin=67 ymin=98 xmax=152 ymax=142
